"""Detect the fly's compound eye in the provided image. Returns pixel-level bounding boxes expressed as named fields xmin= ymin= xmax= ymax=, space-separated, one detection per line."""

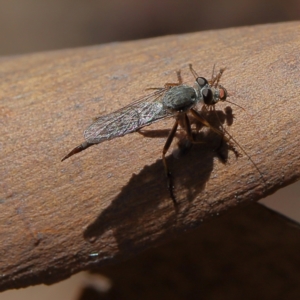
xmin=202 ymin=88 xmax=213 ymax=105
xmin=196 ymin=77 xmax=208 ymax=88
xmin=219 ymin=86 xmax=227 ymax=101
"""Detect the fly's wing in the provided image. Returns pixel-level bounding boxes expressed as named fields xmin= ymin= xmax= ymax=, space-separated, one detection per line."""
xmin=84 ymin=89 xmax=173 ymax=144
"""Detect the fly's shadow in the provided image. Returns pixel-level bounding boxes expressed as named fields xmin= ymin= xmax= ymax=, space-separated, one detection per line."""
xmin=60 ymin=63 xmax=247 ymax=245
xmin=83 ymin=107 xmax=237 ymax=247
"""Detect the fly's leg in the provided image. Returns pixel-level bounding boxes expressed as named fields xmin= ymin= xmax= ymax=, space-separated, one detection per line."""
xmin=209 ymin=107 xmax=241 ymax=158
xmin=190 ymin=108 xmax=229 ymax=142
xmin=190 ymin=108 xmax=233 ymax=160
xmin=162 ymin=120 xmax=179 ymax=205
xmin=164 ymin=70 xmax=183 ymax=88
xmin=188 ymin=64 xmax=199 ymax=79
xmin=183 ymin=114 xmax=205 ymax=144
xmin=210 ymin=67 xmax=226 ymax=87
xmin=189 ymin=63 xmax=225 ymax=87
xmin=190 ymin=108 xmax=231 ymax=162
xmin=210 ymin=64 xmax=216 ymax=83
xmin=146 ymin=70 xmax=183 ymax=91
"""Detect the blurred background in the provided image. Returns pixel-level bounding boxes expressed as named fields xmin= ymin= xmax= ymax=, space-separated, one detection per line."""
xmin=1 ymin=0 xmax=300 ymax=299
xmin=0 ymin=0 xmax=300 ymax=56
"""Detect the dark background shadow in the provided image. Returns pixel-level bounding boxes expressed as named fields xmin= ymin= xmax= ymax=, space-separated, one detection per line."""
xmin=0 ymin=0 xmax=299 ymax=55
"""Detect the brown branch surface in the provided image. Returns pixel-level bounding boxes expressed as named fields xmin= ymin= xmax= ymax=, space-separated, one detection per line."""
xmin=1 ymin=21 xmax=300 ymax=291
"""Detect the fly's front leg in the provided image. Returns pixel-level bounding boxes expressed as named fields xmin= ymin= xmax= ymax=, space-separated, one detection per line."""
xmin=190 ymin=108 xmax=229 ymax=142
xmin=162 ymin=120 xmax=179 ymax=205
xmin=190 ymin=108 xmax=233 ymax=158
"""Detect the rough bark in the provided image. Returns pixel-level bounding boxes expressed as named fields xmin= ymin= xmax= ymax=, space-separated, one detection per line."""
xmin=1 ymin=21 xmax=300 ymax=291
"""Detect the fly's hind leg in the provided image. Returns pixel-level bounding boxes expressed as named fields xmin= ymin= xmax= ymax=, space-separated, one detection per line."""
xmin=163 ymin=70 xmax=183 ymax=88
xmin=188 ymin=64 xmax=199 ymax=79
xmin=162 ymin=120 xmax=179 ymax=206
xmin=146 ymin=70 xmax=183 ymax=91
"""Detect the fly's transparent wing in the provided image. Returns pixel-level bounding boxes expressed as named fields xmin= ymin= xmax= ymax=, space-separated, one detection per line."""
xmin=84 ymin=89 xmax=173 ymax=144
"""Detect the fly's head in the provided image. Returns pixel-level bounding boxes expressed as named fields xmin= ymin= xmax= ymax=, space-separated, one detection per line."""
xmin=194 ymin=77 xmax=227 ymax=107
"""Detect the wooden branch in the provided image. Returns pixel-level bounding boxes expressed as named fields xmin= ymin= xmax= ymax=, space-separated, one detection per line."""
xmin=1 ymin=21 xmax=300 ymax=291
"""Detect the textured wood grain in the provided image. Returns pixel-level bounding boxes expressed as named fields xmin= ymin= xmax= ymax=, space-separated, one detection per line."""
xmin=1 ymin=21 xmax=300 ymax=291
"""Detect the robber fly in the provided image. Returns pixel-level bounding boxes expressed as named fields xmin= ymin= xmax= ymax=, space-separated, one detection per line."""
xmin=62 ymin=64 xmax=229 ymax=204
